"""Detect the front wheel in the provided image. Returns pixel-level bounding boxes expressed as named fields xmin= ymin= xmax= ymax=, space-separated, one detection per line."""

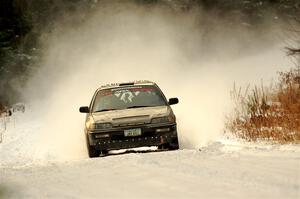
xmin=86 ymin=134 xmax=100 ymax=158
xmin=168 ymin=144 xmax=179 ymax=150
xmin=87 ymin=145 xmax=100 ymax=158
xmin=167 ymin=137 xmax=180 ymax=150
xmin=158 ymin=140 xmax=179 ymax=150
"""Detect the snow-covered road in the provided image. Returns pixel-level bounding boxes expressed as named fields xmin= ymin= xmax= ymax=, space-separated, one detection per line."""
xmin=0 ymin=114 xmax=299 ymax=199
xmin=1 ymin=143 xmax=300 ymax=199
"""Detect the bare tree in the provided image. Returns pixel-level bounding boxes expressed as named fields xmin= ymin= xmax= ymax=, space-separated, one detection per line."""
xmin=287 ymin=47 xmax=300 ymax=56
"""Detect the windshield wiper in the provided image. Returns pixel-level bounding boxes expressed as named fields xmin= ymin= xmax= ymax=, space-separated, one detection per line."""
xmin=94 ymin=109 xmax=116 ymax=113
xmin=126 ymin=105 xmax=151 ymax=109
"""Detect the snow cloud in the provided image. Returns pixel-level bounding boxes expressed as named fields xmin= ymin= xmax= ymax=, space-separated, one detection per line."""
xmin=23 ymin=1 xmax=291 ymax=160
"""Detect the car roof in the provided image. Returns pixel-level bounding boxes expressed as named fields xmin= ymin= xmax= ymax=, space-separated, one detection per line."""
xmin=97 ymin=80 xmax=157 ymax=91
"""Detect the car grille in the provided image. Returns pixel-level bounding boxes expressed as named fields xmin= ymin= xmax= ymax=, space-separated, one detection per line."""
xmin=110 ymin=128 xmax=156 ymax=140
xmin=92 ymin=124 xmax=176 ymax=141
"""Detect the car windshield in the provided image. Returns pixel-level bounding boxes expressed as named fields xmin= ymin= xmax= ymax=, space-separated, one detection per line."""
xmin=92 ymin=85 xmax=167 ymax=112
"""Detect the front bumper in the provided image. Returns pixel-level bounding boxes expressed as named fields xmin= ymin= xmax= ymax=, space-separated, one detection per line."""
xmin=87 ymin=123 xmax=178 ymax=150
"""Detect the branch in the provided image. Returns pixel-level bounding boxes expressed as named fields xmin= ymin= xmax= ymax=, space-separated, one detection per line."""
xmin=286 ymin=47 xmax=300 ymax=56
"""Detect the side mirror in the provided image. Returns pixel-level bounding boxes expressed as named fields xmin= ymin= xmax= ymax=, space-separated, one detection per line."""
xmin=168 ymin=98 xmax=179 ymax=105
xmin=79 ymin=106 xmax=89 ymax=113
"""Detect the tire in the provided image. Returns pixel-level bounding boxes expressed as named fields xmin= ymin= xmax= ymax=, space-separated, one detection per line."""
xmin=169 ymin=137 xmax=179 ymax=150
xmin=168 ymin=144 xmax=179 ymax=150
xmin=87 ymin=145 xmax=100 ymax=158
xmin=158 ymin=136 xmax=179 ymax=150
xmin=86 ymin=134 xmax=100 ymax=158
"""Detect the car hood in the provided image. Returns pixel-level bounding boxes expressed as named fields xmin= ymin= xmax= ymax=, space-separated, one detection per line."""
xmin=92 ymin=106 xmax=170 ymax=127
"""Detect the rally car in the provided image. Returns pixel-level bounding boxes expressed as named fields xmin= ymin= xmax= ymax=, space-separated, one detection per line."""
xmin=79 ymin=81 xmax=179 ymax=157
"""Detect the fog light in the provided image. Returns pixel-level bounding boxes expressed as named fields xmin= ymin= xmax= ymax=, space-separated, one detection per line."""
xmin=156 ymin=128 xmax=170 ymax=133
xmin=95 ymin=134 xmax=109 ymax=138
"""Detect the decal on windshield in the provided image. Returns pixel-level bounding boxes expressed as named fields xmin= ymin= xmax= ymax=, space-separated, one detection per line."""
xmin=99 ymin=86 xmax=158 ymax=103
xmin=112 ymin=87 xmax=156 ymax=103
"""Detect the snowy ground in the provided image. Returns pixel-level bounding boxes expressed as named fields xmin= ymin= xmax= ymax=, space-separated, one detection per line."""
xmin=0 ymin=113 xmax=300 ymax=199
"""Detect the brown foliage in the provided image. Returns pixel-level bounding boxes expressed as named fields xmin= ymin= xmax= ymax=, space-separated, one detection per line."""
xmin=226 ymin=67 xmax=300 ymax=143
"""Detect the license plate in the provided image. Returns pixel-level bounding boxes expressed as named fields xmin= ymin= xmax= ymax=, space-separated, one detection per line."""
xmin=124 ymin=128 xmax=142 ymax=137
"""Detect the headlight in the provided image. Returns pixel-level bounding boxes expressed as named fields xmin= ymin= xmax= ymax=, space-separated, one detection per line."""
xmin=152 ymin=117 xmax=169 ymax=124
xmin=95 ymin=123 xmax=112 ymax=129
xmin=152 ymin=114 xmax=176 ymax=124
xmin=86 ymin=121 xmax=112 ymax=131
